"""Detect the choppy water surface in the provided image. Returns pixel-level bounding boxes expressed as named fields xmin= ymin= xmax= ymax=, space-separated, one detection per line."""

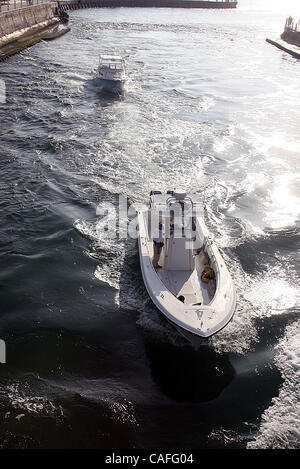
xmin=0 ymin=0 xmax=299 ymax=449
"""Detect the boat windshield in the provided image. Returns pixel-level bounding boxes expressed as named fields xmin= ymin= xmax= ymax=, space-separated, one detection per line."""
xmin=99 ymin=57 xmax=124 ymax=70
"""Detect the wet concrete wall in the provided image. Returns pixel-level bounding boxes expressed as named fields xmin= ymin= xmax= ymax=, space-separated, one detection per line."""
xmin=57 ymin=0 xmax=237 ymax=10
xmin=0 ymin=3 xmax=60 ymax=59
xmin=0 ymin=3 xmax=58 ymax=39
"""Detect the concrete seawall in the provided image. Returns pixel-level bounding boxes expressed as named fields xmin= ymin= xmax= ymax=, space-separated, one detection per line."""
xmin=57 ymin=0 xmax=238 ymax=10
xmin=0 ymin=3 xmax=59 ymax=38
xmin=266 ymin=38 xmax=300 ymax=60
xmin=266 ymin=18 xmax=300 ymax=61
xmin=0 ymin=3 xmax=62 ymax=59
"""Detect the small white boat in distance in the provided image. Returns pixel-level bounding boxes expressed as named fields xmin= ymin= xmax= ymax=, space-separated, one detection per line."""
xmin=97 ymin=55 xmax=126 ymax=89
xmin=138 ymin=190 xmax=236 ymax=338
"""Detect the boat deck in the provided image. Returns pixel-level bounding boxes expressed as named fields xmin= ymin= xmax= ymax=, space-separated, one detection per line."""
xmin=154 ymin=240 xmax=214 ymax=306
xmin=156 ymin=267 xmax=212 ymax=306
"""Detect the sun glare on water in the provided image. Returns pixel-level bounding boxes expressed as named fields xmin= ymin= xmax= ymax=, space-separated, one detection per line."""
xmin=247 ymin=0 xmax=300 ymax=15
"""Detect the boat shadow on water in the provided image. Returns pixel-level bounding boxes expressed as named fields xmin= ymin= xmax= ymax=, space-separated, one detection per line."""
xmin=118 ymin=239 xmax=236 ymax=403
xmin=143 ymin=337 xmax=235 ymax=403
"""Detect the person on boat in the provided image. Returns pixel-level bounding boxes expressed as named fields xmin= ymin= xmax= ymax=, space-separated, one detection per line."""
xmin=201 ymin=266 xmax=215 ymax=283
xmin=178 ymin=295 xmax=185 ymax=303
xmin=153 ymin=222 xmax=164 ymax=269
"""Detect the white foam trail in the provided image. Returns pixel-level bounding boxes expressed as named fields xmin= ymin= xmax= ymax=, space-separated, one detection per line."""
xmin=136 ymin=309 xmax=190 ymax=348
xmin=94 ymin=264 xmax=121 ymax=305
xmin=245 ymin=276 xmax=300 ymax=318
xmin=75 ymin=218 xmax=150 ymax=311
xmin=247 ymin=321 xmax=300 ymax=449
xmin=209 ymin=257 xmax=258 ymax=354
xmin=0 ymin=383 xmax=63 ymax=418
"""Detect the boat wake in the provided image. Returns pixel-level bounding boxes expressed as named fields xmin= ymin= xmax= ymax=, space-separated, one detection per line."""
xmin=247 ymin=321 xmax=300 ymax=449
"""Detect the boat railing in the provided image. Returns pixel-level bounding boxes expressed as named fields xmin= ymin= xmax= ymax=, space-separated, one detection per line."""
xmin=204 ymin=241 xmax=221 ymax=303
xmin=166 ymin=195 xmax=194 ymax=207
xmin=165 ymin=196 xmax=194 ymax=232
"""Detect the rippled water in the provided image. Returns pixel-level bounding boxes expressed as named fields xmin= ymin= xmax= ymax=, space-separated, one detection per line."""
xmin=0 ymin=0 xmax=299 ymax=449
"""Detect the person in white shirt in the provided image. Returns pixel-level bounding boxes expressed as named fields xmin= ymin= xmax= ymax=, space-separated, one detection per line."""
xmin=153 ymin=222 xmax=164 ymax=269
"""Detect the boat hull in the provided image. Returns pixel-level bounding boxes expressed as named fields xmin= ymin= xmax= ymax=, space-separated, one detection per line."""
xmin=94 ymin=77 xmax=125 ymax=92
xmin=138 ymin=237 xmax=236 ymax=338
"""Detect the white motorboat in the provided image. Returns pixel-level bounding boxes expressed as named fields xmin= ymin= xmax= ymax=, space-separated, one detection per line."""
xmin=137 ymin=190 xmax=236 ymax=338
xmin=97 ymin=55 xmax=126 ymax=89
